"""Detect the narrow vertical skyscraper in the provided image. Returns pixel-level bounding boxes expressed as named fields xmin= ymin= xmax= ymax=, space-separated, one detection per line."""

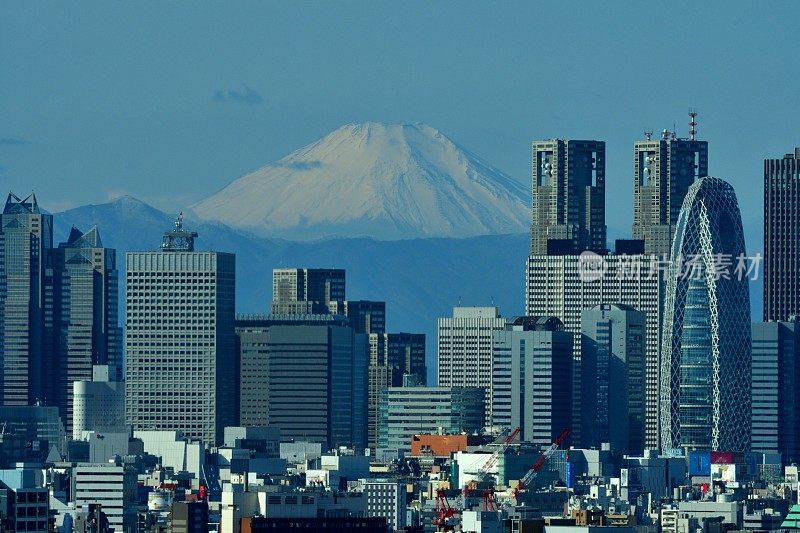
xmin=437 ymin=307 xmax=508 ymax=428
xmin=0 ymin=192 xmax=54 ymax=406
xmin=660 ymin=177 xmax=751 ymax=452
xmin=531 ymin=139 xmax=606 ymax=255
xmin=764 ymin=148 xmax=800 ymax=322
xmin=53 ymin=226 xmax=120 ymax=433
xmin=751 ymin=318 xmax=800 ymax=464
xmin=367 ymin=332 xmax=425 ymax=449
xmin=125 ymin=215 xmax=236 ymax=446
xmin=581 ymin=304 xmax=646 ymax=454
xmin=491 ymin=316 xmax=572 ymax=446
xmin=632 ymin=126 xmax=708 ymax=255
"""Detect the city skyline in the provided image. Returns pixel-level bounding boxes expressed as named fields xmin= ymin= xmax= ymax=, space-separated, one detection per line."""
xmin=4 ymin=4 xmax=800 ymax=531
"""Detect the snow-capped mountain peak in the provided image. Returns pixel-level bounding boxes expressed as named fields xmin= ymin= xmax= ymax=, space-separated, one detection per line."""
xmin=190 ymin=122 xmax=530 ymax=240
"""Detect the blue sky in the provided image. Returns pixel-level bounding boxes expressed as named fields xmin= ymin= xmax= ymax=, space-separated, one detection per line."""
xmin=2 ymin=2 xmax=798 ymax=251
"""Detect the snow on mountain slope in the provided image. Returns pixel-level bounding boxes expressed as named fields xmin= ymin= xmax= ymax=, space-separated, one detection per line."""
xmin=190 ymin=122 xmax=530 ymax=240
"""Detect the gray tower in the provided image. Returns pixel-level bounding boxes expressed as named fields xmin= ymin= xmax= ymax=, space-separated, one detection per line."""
xmin=632 ymin=127 xmax=708 ymax=255
xmin=764 ymin=148 xmax=800 ymax=322
xmin=0 ymin=192 xmax=54 ymax=406
xmin=54 ymin=226 xmax=120 ymax=433
xmin=491 ymin=316 xmax=573 ymax=446
xmin=581 ymin=304 xmax=646 ymax=454
xmin=751 ymin=318 xmax=800 ymax=464
xmin=531 ymin=139 xmax=606 ymax=255
xmin=367 ymin=332 xmax=425 ymax=450
xmin=235 ymin=316 xmax=367 ymax=450
xmin=660 ymin=177 xmax=751 ymax=452
xmin=125 ymin=216 xmax=236 ymax=445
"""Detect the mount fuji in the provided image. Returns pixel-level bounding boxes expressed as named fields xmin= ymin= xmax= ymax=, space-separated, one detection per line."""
xmin=190 ymin=122 xmax=530 ymax=240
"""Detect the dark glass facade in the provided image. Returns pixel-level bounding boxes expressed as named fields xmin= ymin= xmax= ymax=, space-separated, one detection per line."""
xmin=764 ymin=148 xmax=800 ymax=322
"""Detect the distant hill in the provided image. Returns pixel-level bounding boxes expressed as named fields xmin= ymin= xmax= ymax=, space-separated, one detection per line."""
xmin=190 ymin=122 xmax=530 ymax=240
xmin=56 ymin=197 xmax=530 ymax=382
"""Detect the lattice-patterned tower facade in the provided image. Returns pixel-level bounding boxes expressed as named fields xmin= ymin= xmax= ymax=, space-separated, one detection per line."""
xmin=660 ymin=177 xmax=751 ymax=452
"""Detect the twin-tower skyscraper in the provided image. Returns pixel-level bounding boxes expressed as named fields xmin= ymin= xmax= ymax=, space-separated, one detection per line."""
xmin=526 ymin=122 xmax=752 ymax=452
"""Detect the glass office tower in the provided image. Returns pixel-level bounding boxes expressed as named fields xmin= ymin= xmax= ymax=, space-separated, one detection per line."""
xmin=660 ymin=177 xmax=751 ymax=452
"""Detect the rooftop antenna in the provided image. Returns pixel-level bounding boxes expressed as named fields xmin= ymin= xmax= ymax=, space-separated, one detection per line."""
xmin=644 ymin=130 xmax=653 ymax=141
xmin=689 ymin=108 xmax=698 ymax=141
xmin=671 ymin=122 xmax=677 ymax=140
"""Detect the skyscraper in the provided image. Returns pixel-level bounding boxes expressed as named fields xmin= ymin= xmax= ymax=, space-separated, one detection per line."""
xmin=525 ymin=253 xmax=663 ymax=448
xmin=235 ymin=316 xmax=367 ymax=450
xmin=531 ymin=139 xmax=606 ymax=255
xmin=491 ymin=316 xmax=573 ymax=446
xmin=751 ymin=318 xmax=800 ymax=464
xmin=581 ymin=304 xmax=646 ymax=454
xmin=53 ymin=226 xmax=120 ymax=433
xmin=367 ymin=332 xmax=425 ymax=450
xmin=764 ymin=147 xmax=800 ymax=322
xmin=125 ymin=217 xmax=236 ymax=446
xmin=437 ymin=307 xmax=508 ymax=428
xmin=632 ymin=130 xmax=708 ymax=255
xmin=0 ymin=192 xmax=54 ymax=406
xmin=271 ymin=268 xmax=346 ymax=315
xmin=660 ymin=177 xmax=751 ymax=452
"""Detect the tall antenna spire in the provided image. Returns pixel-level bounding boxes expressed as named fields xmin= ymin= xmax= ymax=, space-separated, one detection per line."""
xmin=689 ymin=108 xmax=698 ymax=141
xmin=161 ymin=212 xmax=198 ymax=251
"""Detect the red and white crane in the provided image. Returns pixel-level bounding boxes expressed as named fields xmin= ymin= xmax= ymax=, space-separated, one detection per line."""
xmin=513 ymin=427 xmax=571 ymax=500
xmin=433 ymin=427 xmax=521 ymax=528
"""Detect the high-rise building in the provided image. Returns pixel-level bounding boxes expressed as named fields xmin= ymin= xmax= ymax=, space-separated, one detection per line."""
xmin=437 ymin=307 xmax=508 ymax=428
xmin=328 ymin=300 xmax=386 ymax=335
xmin=632 ymin=130 xmax=708 ymax=255
xmin=525 ymin=253 xmax=663 ymax=448
xmin=531 ymin=139 xmax=606 ymax=255
xmin=125 ymin=217 xmax=236 ymax=446
xmin=377 ymin=386 xmax=485 ymax=454
xmin=235 ymin=316 xmax=368 ymax=450
xmin=764 ymin=147 xmax=800 ymax=322
xmin=271 ymin=268 xmax=345 ymax=315
xmin=660 ymin=177 xmax=751 ymax=452
xmin=580 ymin=304 xmax=646 ymax=454
xmin=491 ymin=317 xmax=573 ymax=446
xmin=0 ymin=192 xmax=54 ymax=406
xmin=367 ymin=332 xmax=425 ymax=450
xmin=53 ymin=226 xmax=120 ymax=433
xmin=751 ymin=318 xmax=800 ymax=464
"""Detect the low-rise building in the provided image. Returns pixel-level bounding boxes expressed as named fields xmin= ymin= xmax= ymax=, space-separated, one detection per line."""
xmin=73 ymin=459 xmax=138 ymax=533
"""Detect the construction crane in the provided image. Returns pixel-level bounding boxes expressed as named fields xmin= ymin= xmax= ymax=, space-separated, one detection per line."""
xmin=433 ymin=488 xmax=458 ymax=531
xmin=433 ymin=427 xmax=521 ymax=528
xmin=464 ymin=427 xmax=520 ymax=510
xmin=513 ymin=427 xmax=571 ymax=501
